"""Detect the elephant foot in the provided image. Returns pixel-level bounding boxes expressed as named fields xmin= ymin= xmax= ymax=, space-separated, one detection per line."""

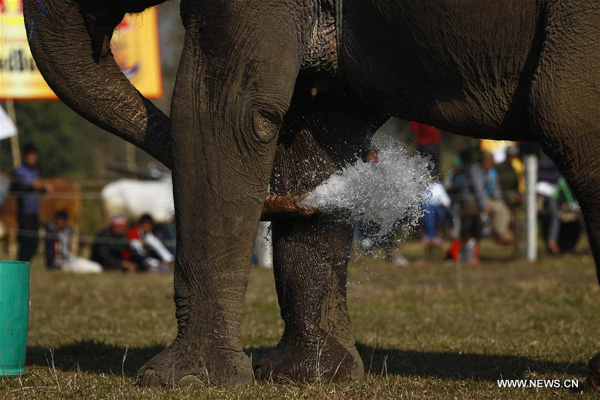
xmin=254 ymin=337 xmax=364 ymax=383
xmin=586 ymin=352 xmax=600 ymax=392
xmin=136 ymin=340 xmax=253 ymax=388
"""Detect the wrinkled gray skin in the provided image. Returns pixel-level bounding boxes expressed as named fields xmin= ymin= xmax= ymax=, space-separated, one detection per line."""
xmin=24 ymin=0 xmax=600 ymax=388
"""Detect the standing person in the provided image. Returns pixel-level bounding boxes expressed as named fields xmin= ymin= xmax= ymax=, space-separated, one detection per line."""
xmin=91 ymin=215 xmax=137 ymax=271
xmin=410 ymin=122 xmax=442 ymax=174
xmin=11 ymin=144 xmax=53 ymax=262
xmin=447 ymin=150 xmax=482 ymax=263
xmin=537 ymin=152 xmax=561 ymax=255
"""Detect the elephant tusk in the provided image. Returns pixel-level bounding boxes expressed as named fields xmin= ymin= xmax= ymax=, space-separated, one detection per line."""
xmin=261 ymin=194 xmax=317 ymax=221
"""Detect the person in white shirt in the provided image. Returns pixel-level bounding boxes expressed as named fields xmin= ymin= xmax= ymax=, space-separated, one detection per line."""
xmin=421 ymin=173 xmax=452 ymax=247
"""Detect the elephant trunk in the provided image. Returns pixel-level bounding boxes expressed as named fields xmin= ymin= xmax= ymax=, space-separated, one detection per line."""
xmin=261 ymin=194 xmax=317 ymax=220
xmin=23 ymin=0 xmax=173 ymax=169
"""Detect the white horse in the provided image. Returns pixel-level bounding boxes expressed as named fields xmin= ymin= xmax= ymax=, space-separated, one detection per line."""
xmin=102 ymin=176 xmax=174 ymax=223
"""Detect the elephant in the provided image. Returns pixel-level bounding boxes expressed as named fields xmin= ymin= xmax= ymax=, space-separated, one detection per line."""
xmin=24 ymin=0 xmax=600 ymax=389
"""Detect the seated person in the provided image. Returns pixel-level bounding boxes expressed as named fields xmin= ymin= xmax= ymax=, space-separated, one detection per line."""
xmin=91 ymin=215 xmax=136 ymax=271
xmin=471 ymin=152 xmax=513 ymax=245
xmin=153 ymin=221 xmax=176 ymax=256
xmin=123 ymin=214 xmax=175 ymax=272
xmin=496 ymin=145 xmax=524 ymax=206
xmin=46 ymin=210 xmax=101 ymax=273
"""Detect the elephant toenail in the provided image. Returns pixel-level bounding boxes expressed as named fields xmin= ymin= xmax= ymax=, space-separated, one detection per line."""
xmin=139 ymin=370 xmax=161 ymax=387
xmin=178 ymin=375 xmax=203 ymax=387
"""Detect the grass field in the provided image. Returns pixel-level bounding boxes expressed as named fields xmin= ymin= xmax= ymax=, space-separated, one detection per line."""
xmin=1 ymin=240 xmax=599 ymax=399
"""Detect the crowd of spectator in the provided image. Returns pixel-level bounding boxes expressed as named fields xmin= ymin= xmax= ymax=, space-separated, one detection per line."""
xmin=5 ymin=143 xmax=176 ymax=273
xmin=45 ymin=211 xmax=175 ymax=273
xmin=412 ymin=123 xmax=577 ymax=264
xmin=356 ymin=123 xmax=579 ymax=265
xmin=4 ymin=134 xmax=578 ymax=271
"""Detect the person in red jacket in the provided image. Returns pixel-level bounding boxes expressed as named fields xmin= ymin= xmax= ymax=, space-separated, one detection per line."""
xmin=123 ymin=214 xmax=174 ymax=272
xmin=410 ymin=122 xmax=442 ymax=174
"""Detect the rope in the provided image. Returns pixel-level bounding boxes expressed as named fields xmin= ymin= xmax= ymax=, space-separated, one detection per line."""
xmin=5 ymin=190 xmax=172 ymax=200
xmin=2 ymin=227 xmax=176 ymax=246
xmin=7 ymin=191 xmax=107 ymax=200
xmin=4 ymin=176 xmax=171 ymax=187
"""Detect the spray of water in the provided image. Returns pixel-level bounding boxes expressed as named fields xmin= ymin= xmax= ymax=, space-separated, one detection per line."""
xmin=300 ymin=138 xmax=432 ymax=237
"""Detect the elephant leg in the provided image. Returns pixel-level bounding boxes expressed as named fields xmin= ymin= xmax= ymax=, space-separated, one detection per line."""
xmin=255 ymin=92 xmax=381 ymax=382
xmin=528 ymin=1 xmax=600 ymax=390
xmin=589 ymin=353 xmax=600 ymax=391
xmin=546 ymin=130 xmax=600 ymax=391
xmin=136 ymin=1 xmax=315 ymax=387
xmin=255 ymin=212 xmax=363 ymax=383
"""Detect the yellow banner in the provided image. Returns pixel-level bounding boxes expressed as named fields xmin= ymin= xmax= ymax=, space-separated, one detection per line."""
xmin=0 ymin=1 xmax=163 ymax=100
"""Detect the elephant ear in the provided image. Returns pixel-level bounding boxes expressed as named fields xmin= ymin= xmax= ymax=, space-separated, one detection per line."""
xmin=23 ymin=0 xmax=173 ymax=169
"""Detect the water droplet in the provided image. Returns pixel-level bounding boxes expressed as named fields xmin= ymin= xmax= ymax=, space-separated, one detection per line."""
xmin=300 ymin=137 xmax=431 ymax=237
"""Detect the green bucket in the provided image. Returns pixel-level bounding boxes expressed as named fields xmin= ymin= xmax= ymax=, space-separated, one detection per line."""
xmin=0 ymin=261 xmax=30 ymax=377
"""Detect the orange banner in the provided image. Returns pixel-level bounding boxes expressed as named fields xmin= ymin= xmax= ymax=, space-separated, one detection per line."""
xmin=0 ymin=1 xmax=163 ymax=100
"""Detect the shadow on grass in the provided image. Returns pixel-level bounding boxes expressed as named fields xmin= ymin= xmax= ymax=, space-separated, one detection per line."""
xmin=27 ymin=340 xmax=588 ymax=382
xmin=353 ymin=344 xmax=588 ymax=381
xmin=27 ymin=341 xmax=166 ymax=378
xmin=247 ymin=344 xmax=587 ymax=382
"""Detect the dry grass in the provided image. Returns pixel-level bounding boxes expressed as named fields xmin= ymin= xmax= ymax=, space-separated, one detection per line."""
xmin=1 ymin=240 xmax=599 ymax=399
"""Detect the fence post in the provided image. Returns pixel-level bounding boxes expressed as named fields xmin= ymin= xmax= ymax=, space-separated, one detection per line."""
xmin=524 ymin=154 xmax=538 ymax=262
xmin=5 ymin=100 xmax=21 ymax=168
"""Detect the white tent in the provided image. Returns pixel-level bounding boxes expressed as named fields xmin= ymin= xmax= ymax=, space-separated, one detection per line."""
xmin=0 ymin=106 xmax=17 ymax=140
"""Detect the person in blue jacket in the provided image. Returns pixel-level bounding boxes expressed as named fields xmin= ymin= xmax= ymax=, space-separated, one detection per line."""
xmin=11 ymin=144 xmax=53 ymax=262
